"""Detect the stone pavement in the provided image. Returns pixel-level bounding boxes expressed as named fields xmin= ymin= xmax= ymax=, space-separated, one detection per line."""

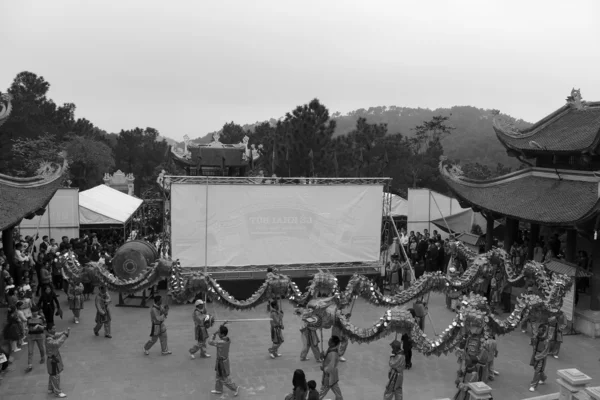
xmin=1 ymin=290 xmax=600 ymax=400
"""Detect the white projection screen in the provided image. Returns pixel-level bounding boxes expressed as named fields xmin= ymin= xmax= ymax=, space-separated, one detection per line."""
xmin=171 ymin=183 xmax=384 ymax=268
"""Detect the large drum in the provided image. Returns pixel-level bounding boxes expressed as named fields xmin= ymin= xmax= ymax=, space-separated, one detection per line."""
xmin=112 ymin=240 xmax=159 ymax=280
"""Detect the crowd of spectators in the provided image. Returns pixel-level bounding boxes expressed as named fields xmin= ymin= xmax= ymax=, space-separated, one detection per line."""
xmin=0 ymin=230 xmax=124 ymax=381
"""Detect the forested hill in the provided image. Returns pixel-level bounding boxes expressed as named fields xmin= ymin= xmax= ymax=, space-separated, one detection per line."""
xmin=184 ymin=106 xmax=531 ymax=168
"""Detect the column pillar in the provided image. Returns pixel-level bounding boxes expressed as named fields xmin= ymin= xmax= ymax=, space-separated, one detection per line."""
xmin=467 ymin=382 xmax=493 ymax=400
xmin=556 ymin=368 xmax=592 ymax=400
xmin=565 ymin=229 xmax=577 ymax=263
xmin=504 ymin=218 xmax=518 ymax=252
xmin=485 ymin=213 xmax=494 ymax=251
xmin=591 ymin=231 xmax=600 ymax=310
xmin=528 ymin=223 xmax=540 ymax=260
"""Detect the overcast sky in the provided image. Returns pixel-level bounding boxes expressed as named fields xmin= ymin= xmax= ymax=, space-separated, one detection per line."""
xmin=2 ymin=0 xmax=599 ymax=141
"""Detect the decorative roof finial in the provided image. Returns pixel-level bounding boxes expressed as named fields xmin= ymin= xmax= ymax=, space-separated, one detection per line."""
xmin=566 ymin=88 xmax=584 ymax=110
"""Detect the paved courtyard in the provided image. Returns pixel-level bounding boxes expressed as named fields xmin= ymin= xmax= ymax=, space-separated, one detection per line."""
xmin=1 ymin=290 xmax=600 ymax=400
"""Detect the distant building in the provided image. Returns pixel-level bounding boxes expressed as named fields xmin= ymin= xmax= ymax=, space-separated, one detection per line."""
xmin=170 ymin=133 xmax=261 ymax=176
xmin=103 ymin=170 xmax=135 ymax=196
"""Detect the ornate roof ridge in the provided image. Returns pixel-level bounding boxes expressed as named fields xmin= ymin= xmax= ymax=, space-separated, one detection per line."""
xmin=0 ymin=158 xmax=68 ymax=188
xmin=493 ymin=105 xmax=570 ymax=139
xmin=439 ymin=158 xmax=599 ymax=188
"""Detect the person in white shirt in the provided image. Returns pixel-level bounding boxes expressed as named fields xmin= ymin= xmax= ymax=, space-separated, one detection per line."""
xmin=15 ymin=243 xmax=29 ymax=263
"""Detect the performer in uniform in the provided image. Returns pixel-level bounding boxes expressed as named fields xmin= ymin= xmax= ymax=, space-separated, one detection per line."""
xmin=300 ymin=319 xmax=322 ymax=362
xmin=93 ymin=286 xmax=112 ymax=338
xmin=268 ymin=300 xmax=284 ymax=359
xmin=45 ymin=327 xmax=70 ymax=398
xmin=25 ymin=306 xmax=46 ymax=373
xmin=547 ymin=312 xmax=567 ymax=359
xmin=144 ymin=295 xmax=171 ymax=355
xmin=319 ymin=335 xmax=343 ymax=400
xmin=384 ymin=339 xmax=405 ymax=400
xmin=529 ymin=324 xmax=550 ymax=392
xmin=67 ymin=278 xmax=84 ymax=324
xmin=331 ymin=311 xmax=350 ymax=362
xmin=208 ymin=323 xmax=239 ymax=397
xmin=189 ymin=299 xmax=211 ymax=359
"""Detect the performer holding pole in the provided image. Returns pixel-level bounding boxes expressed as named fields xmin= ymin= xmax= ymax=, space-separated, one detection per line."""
xmin=143 ymin=295 xmax=171 ymax=356
xmin=529 ymin=324 xmax=550 ymax=392
xmin=268 ymin=300 xmax=284 ymax=359
xmin=208 ymin=322 xmax=240 ymax=397
xmin=93 ymin=286 xmax=111 ymax=338
xmin=319 ymin=335 xmax=343 ymax=400
xmin=384 ymin=339 xmax=405 ymax=400
xmin=300 ymin=319 xmax=322 ymax=362
xmin=547 ymin=312 xmax=566 ymax=359
xmin=189 ymin=299 xmax=211 ymax=359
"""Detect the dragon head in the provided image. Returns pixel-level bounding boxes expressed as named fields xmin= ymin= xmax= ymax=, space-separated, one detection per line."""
xmin=300 ymin=296 xmax=341 ymax=329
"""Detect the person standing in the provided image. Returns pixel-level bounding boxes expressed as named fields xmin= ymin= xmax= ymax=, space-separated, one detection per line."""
xmin=547 ymin=313 xmax=567 ymax=359
xmin=332 ymin=312 xmax=350 ymax=362
xmin=300 ymin=319 xmax=322 ymax=362
xmin=25 ymin=306 xmax=46 ymax=373
xmin=144 ymin=295 xmax=171 ymax=355
xmin=401 ymin=333 xmax=413 ymax=370
xmin=67 ymin=279 xmax=84 ymax=324
xmin=37 ymin=286 xmax=61 ymax=330
xmin=189 ymin=299 xmax=210 ymax=359
xmin=529 ymin=324 xmax=550 ymax=392
xmin=268 ymin=300 xmax=284 ymax=359
xmin=319 ymin=335 xmax=343 ymax=400
xmin=93 ymin=286 xmax=112 ymax=338
xmin=45 ymin=327 xmax=70 ymax=398
xmin=208 ymin=323 xmax=239 ymax=396
xmin=384 ymin=339 xmax=405 ymax=400
xmin=485 ymin=335 xmax=499 ymax=382
xmin=389 ymin=255 xmax=401 ymax=294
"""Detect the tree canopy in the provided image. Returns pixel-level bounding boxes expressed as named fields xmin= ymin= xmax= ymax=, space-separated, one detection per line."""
xmin=2 ymin=70 xmax=521 ymax=199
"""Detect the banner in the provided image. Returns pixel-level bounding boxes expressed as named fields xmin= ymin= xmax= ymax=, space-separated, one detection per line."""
xmin=171 ymin=183 xmax=383 ymax=268
xmin=19 ymin=188 xmax=80 ymax=241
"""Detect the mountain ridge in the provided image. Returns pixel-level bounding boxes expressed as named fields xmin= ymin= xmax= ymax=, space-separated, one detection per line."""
xmin=165 ymin=105 xmax=531 ymax=167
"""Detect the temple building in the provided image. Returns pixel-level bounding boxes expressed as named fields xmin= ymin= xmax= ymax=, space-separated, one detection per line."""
xmin=103 ymin=170 xmax=135 ymax=196
xmin=170 ymin=132 xmax=261 ymax=177
xmin=440 ymin=89 xmax=600 ymax=336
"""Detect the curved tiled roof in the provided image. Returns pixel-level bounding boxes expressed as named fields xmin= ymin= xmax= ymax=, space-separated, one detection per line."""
xmin=439 ymin=162 xmax=600 ymax=226
xmin=0 ymin=161 xmax=67 ymax=231
xmin=493 ymin=102 xmax=600 ymax=153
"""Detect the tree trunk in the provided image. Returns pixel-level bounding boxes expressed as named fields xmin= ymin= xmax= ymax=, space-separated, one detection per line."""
xmin=2 ymin=227 xmax=19 ymax=285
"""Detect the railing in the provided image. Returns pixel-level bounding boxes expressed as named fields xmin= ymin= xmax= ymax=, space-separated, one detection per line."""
xmin=434 ymin=368 xmax=599 ymax=400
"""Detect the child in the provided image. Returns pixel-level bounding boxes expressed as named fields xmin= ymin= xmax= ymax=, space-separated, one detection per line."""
xmin=15 ymin=301 xmax=28 ymax=347
xmin=19 ymin=277 xmax=32 ymax=299
xmin=307 ymin=380 xmax=319 ymax=400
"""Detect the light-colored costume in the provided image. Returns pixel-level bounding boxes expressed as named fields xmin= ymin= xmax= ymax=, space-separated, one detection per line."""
xmin=144 ymin=304 xmax=169 ymax=353
xmin=93 ymin=291 xmax=111 ymax=337
xmin=300 ymin=321 xmax=321 ymax=361
xmin=484 ymin=338 xmax=498 ymax=382
xmin=208 ymin=335 xmax=239 ymax=393
xmin=319 ymin=345 xmax=343 ymax=400
xmin=384 ymin=352 xmax=405 ymax=400
xmin=268 ymin=308 xmax=284 ymax=357
xmin=189 ymin=307 xmax=210 ymax=358
xmin=67 ymin=282 xmax=84 ymax=323
xmin=46 ymin=331 xmax=69 ymax=396
xmin=446 ymin=268 xmax=461 ymax=311
xmin=548 ymin=313 xmax=567 ymax=357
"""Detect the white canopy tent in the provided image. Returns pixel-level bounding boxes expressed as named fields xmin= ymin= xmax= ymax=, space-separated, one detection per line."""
xmin=79 ymin=184 xmax=143 ymax=226
xmin=383 ymin=193 xmax=408 ymax=217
